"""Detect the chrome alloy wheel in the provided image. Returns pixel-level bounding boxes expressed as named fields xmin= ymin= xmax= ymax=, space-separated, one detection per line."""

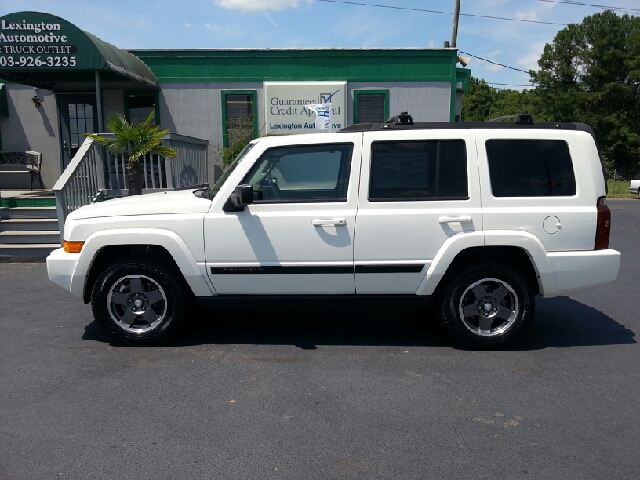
xmin=106 ymin=275 xmax=167 ymax=334
xmin=458 ymin=277 xmax=519 ymax=337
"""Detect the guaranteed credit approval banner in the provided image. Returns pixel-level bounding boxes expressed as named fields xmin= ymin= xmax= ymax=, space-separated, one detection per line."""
xmin=265 ymin=81 xmax=346 ymax=135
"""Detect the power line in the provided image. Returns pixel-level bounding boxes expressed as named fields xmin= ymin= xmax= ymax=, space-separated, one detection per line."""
xmin=316 ymin=0 xmax=570 ymax=25
xmin=459 ymin=51 xmax=531 ymax=74
xmin=524 ymin=0 xmax=640 ymax=14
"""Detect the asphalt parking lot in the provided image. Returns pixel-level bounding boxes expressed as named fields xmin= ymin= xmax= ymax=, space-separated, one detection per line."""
xmin=1 ymin=198 xmax=639 ymax=479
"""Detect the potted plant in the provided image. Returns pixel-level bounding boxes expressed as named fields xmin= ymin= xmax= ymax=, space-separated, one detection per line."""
xmin=86 ymin=112 xmax=177 ymax=196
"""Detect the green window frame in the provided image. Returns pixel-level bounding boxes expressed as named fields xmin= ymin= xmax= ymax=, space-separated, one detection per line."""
xmin=222 ymin=90 xmax=258 ymax=147
xmin=354 ymin=90 xmax=389 ymax=124
xmin=124 ymin=90 xmax=160 ymax=125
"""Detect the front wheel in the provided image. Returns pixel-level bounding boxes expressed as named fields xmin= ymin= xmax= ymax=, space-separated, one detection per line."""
xmin=91 ymin=257 xmax=188 ymax=345
xmin=438 ymin=263 xmax=535 ymax=349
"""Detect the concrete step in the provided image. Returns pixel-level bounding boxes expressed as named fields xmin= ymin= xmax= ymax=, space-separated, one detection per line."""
xmin=0 ymin=231 xmax=61 ymax=244
xmin=0 ymin=218 xmax=59 ymax=232
xmin=0 ymin=206 xmax=57 ymax=219
xmin=0 ymin=243 xmax=59 ymax=257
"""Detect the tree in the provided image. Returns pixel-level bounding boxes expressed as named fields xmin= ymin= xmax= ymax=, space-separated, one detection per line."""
xmin=461 ymin=78 xmax=549 ymax=122
xmin=530 ymin=10 xmax=640 ymax=170
xmin=221 ymin=115 xmax=256 ymax=169
xmin=461 ymin=78 xmax=498 ymax=121
xmin=86 ymin=112 xmax=177 ymax=195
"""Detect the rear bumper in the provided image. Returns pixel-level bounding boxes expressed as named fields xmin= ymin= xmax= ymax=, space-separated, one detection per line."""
xmin=546 ymin=249 xmax=620 ymax=297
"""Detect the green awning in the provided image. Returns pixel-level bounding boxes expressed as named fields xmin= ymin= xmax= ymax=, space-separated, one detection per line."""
xmin=0 ymin=83 xmax=8 ymax=117
xmin=0 ymin=11 xmax=158 ymax=90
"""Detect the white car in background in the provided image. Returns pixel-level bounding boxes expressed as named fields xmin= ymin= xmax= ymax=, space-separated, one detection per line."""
xmin=629 ymin=179 xmax=640 ymax=195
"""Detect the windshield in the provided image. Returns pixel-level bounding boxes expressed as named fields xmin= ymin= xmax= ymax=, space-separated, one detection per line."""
xmin=207 ymin=141 xmax=259 ymax=199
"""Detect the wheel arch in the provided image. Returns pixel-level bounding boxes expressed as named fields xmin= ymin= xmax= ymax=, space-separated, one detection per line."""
xmin=71 ymin=228 xmax=215 ymax=303
xmin=433 ymin=246 xmax=541 ymax=298
xmin=84 ymin=244 xmax=190 ymax=304
xmin=416 ymin=231 xmax=556 ymax=297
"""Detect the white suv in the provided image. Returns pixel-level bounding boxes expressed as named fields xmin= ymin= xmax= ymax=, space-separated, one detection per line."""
xmin=47 ymin=113 xmax=621 ymax=348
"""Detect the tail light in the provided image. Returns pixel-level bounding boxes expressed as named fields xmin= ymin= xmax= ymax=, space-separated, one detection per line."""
xmin=595 ymin=196 xmax=611 ymax=250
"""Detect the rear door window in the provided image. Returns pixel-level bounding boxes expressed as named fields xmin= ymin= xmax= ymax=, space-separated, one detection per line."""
xmin=369 ymin=140 xmax=468 ymax=201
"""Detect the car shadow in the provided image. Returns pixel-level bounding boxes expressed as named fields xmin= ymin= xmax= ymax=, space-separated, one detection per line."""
xmin=507 ymin=296 xmax=636 ymax=350
xmin=82 ymin=296 xmax=635 ymax=350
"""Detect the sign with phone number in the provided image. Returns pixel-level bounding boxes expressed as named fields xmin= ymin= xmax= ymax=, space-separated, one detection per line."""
xmin=0 ymin=55 xmax=76 ymax=67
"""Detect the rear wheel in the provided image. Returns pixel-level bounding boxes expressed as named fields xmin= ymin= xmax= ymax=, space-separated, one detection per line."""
xmin=438 ymin=263 xmax=534 ymax=349
xmin=91 ymin=257 xmax=187 ymax=345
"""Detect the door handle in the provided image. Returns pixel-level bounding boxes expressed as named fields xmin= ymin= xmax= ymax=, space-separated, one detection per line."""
xmin=438 ymin=215 xmax=473 ymax=224
xmin=312 ymin=218 xmax=347 ymax=227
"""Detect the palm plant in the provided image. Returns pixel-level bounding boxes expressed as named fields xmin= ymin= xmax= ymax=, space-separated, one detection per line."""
xmin=86 ymin=111 xmax=177 ymax=195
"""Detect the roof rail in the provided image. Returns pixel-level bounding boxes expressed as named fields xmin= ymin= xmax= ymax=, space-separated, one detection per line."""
xmin=488 ymin=112 xmax=534 ymax=125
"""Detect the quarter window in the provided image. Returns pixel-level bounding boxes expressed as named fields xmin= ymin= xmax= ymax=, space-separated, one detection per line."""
xmin=486 ymin=139 xmax=576 ymax=197
xmin=369 ymin=140 xmax=468 ymax=201
xmin=242 ymin=143 xmax=353 ymax=203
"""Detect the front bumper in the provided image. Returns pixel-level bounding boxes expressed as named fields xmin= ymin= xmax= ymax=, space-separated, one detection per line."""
xmin=46 ymin=248 xmax=82 ymax=296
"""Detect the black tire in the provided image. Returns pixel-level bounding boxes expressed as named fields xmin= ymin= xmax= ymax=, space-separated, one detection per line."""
xmin=91 ymin=257 xmax=188 ymax=345
xmin=438 ymin=263 xmax=535 ymax=349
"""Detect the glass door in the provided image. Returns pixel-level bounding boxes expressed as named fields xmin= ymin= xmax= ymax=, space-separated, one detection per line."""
xmin=59 ymin=95 xmax=98 ymax=170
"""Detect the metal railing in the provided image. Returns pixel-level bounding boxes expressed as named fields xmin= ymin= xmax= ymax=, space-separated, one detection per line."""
xmin=52 ymin=133 xmax=209 ymax=238
xmin=52 ymin=137 xmax=104 ymax=235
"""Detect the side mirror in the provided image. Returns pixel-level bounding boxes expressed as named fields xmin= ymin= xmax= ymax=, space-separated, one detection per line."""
xmin=225 ymin=184 xmax=254 ymax=211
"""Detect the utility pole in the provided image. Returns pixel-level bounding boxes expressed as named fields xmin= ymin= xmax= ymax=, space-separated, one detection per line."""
xmin=451 ymin=0 xmax=461 ymax=48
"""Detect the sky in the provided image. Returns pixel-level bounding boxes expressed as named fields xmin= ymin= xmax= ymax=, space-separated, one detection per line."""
xmin=1 ymin=0 xmax=638 ymax=89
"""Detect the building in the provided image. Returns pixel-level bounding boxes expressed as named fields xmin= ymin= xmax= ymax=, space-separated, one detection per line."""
xmin=0 ymin=11 xmax=471 ymax=190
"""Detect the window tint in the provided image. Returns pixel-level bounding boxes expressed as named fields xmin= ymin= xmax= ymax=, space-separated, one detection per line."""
xmin=356 ymin=93 xmax=386 ymax=123
xmin=242 ymin=143 xmax=353 ymax=202
xmin=223 ymin=92 xmax=256 ymax=148
xmin=225 ymin=94 xmax=254 ymax=123
xmin=127 ymin=93 xmax=157 ymax=124
xmin=369 ymin=140 xmax=468 ymax=201
xmin=486 ymin=140 xmax=576 ymax=197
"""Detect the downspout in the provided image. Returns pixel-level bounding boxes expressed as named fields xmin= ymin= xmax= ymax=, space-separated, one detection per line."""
xmin=449 ymin=50 xmax=457 ymax=122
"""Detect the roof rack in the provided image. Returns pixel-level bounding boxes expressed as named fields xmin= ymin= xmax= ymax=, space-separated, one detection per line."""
xmin=339 ymin=111 xmax=594 ymax=135
xmin=385 ymin=112 xmax=414 ymax=126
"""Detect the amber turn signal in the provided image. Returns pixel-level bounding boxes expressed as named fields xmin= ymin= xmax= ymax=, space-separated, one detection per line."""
xmin=63 ymin=241 xmax=84 ymax=253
